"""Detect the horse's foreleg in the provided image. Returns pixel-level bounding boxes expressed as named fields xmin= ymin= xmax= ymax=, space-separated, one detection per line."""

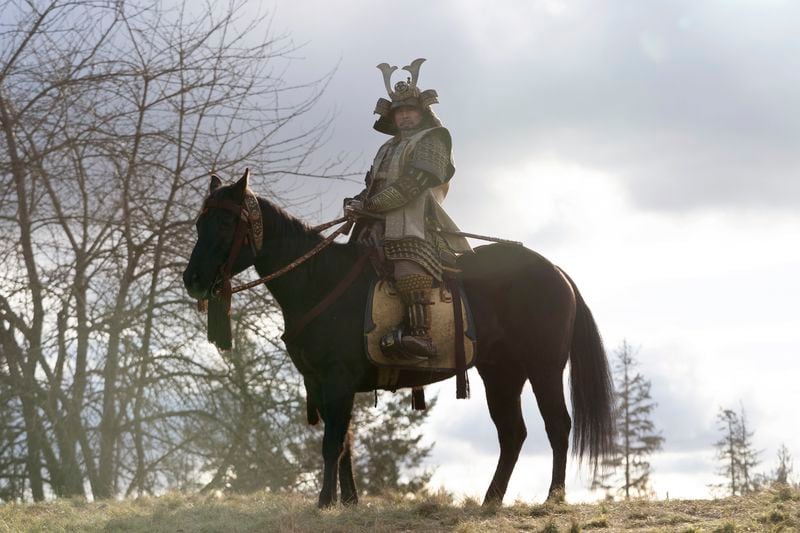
xmin=318 ymin=386 xmax=355 ymax=508
xmin=338 ymin=427 xmax=358 ymax=505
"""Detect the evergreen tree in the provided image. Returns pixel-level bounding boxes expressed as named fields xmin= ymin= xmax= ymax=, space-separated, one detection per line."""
xmin=714 ymin=409 xmax=740 ymax=496
xmin=592 ymin=341 xmax=664 ymax=499
xmin=736 ymin=407 xmax=760 ymax=493
xmin=713 ymin=405 xmax=761 ymax=496
xmin=351 ymin=392 xmax=435 ymax=495
xmin=187 ymin=308 xmax=436 ymax=496
xmin=773 ymin=444 xmax=794 ymax=485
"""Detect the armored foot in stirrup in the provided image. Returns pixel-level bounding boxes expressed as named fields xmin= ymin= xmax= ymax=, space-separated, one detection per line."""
xmin=380 ymin=325 xmax=437 ymax=362
xmin=379 ymin=273 xmax=439 ymax=361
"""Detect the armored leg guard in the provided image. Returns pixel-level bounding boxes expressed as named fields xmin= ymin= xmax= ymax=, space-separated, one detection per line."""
xmin=380 ymin=274 xmax=438 ymax=361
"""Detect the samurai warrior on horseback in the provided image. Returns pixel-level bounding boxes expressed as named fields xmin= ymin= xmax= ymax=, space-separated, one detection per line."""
xmin=345 ymin=58 xmax=472 ymax=361
xmin=183 ymin=58 xmax=615 ymax=508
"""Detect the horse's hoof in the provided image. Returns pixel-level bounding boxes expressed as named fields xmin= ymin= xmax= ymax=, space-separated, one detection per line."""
xmin=481 ymin=496 xmax=502 ymax=508
xmin=342 ymin=495 xmax=358 ymax=506
xmin=546 ymin=487 xmax=565 ymax=503
xmin=317 ymin=496 xmax=336 ymax=509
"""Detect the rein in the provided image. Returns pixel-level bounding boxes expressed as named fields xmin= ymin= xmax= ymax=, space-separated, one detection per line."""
xmin=199 ymin=197 xmax=352 ymax=297
xmin=231 ymin=216 xmax=353 ymax=295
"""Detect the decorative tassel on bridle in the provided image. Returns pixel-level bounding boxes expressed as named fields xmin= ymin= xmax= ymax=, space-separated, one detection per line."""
xmin=206 ymin=277 xmax=233 ymax=350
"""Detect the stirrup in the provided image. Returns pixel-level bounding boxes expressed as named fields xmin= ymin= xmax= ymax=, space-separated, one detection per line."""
xmin=380 ymin=326 xmax=435 ymax=362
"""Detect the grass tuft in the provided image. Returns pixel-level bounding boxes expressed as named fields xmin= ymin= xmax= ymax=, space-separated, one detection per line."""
xmin=540 ymin=519 xmax=560 ymax=533
xmin=583 ymin=514 xmax=609 ymax=529
xmin=772 ymin=485 xmax=799 ymax=502
xmin=2 ymin=486 xmax=798 ymax=532
xmin=529 ymin=505 xmax=551 ymax=517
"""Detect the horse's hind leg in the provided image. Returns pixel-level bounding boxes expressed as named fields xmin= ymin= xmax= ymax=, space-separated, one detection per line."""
xmin=338 ymin=427 xmax=358 ymax=505
xmin=478 ymin=360 xmax=528 ymax=506
xmin=530 ymin=368 xmax=571 ymax=502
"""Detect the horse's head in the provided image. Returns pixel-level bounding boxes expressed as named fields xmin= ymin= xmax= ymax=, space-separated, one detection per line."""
xmin=183 ymin=169 xmax=254 ymax=299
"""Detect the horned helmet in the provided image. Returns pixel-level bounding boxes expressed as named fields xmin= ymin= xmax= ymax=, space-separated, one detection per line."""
xmin=373 ymin=58 xmax=443 ymax=135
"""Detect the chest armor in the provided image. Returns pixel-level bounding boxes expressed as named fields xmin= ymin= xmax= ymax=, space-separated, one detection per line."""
xmin=370 ymin=136 xmax=412 ymax=190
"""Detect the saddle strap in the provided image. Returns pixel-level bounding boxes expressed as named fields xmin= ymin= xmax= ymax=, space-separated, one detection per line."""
xmin=449 ymin=279 xmax=469 ymax=399
xmin=282 ymin=252 xmax=372 ymax=343
xmin=411 ymin=387 xmax=426 ymax=410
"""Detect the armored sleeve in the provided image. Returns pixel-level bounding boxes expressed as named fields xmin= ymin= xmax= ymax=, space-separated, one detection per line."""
xmin=408 ymin=129 xmax=453 ymax=184
xmin=364 ymin=170 xmax=432 ymax=212
xmin=365 ymin=129 xmax=453 ymax=212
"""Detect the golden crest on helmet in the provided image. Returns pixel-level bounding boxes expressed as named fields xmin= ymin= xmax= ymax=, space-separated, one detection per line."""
xmin=374 ymin=58 xmax=439 ymax=118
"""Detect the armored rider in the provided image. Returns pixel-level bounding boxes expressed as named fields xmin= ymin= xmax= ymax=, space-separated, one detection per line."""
xmin=345 ymin=58 xmax=472 ymax=361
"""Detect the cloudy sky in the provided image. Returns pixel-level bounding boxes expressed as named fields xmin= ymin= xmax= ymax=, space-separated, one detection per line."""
xmin=243 ymin=0 xmax=799 ymax=503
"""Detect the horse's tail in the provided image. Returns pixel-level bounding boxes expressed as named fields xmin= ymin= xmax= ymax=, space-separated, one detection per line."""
xmin=558 ymin=267 xmax=615 ymax=467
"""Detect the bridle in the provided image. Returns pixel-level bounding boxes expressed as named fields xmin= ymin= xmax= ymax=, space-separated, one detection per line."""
xmin=197 ymin=192 xmax=263 ymax=296
xmin=196 ymin=187 xmax=371 ymax=347
xmin=197 ymin=189 xmax=359 ymax=297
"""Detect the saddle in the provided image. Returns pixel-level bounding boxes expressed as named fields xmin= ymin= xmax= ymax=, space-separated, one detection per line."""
xmin=364 ymin=277 xmax=476 ymax=398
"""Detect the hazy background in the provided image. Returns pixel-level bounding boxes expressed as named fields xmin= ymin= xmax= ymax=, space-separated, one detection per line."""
xmin=241 ymin=0 xmax=799 ymax=502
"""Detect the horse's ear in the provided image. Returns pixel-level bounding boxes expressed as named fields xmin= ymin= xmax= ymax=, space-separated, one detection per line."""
xmin=231 ymin=168 xmax=249 ymax=202
xmin=209 ymin=174 xmax=223 ymax=194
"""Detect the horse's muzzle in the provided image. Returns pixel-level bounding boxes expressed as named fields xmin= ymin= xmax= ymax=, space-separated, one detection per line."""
xmin=183 ymin=268 xmax=210 ymax=300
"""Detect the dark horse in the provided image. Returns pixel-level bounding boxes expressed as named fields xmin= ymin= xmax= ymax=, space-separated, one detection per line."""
xmin=183 ymin=171 xmax=615 ymax=507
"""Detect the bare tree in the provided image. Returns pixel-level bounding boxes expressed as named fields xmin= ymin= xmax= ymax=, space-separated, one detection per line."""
xmin=0 ymin=0 xmax=436 ymax=503
xmin=592 ymin=340 xmax=663 ymax=499
xmin=0 ymin=0 xmax=349 ymax=501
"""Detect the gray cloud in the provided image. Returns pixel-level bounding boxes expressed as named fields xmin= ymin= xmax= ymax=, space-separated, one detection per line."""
xmin=224 ymin=1 xmax=800 ymax=499
xmin=269 ymin=0 xmax=800 ymax=214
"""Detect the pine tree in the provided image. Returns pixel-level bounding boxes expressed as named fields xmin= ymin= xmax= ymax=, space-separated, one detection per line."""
xmin=736 ymin=407 xmax=760 ymax=493
xmin=185 ymin=310 xmax=436 ymax=495
xmin=713 ymin=405 xmax=761 ymax=496
xmin=773 ymin=444 xmax=794 ymax=485
xmin=592 ymin=340 xmax=664 ymax=499
xmin=714 ymin=409 xmax=740 ymax=496
xmin=351 ymin=392 xmax=435 ymax=495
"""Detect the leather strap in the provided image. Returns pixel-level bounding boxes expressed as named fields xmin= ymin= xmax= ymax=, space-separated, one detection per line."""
xmin=450 ymin=279 xmax=469 ymax=399
xmin=204 ymin=197 xmax=245 ymax=217
xmin=221 ymin=212 xmax=248 ymax=278
xmin=411 ymin=387 xmax=426 ymax=410
xmin=281 ymin=252 xmax=371 ymax=343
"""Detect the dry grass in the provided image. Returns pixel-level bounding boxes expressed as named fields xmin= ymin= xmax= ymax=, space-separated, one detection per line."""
xmin=0 ymin=486 xmax=798 ymax=532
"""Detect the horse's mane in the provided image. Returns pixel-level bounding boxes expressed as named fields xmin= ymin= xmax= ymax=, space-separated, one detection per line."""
xmin=252 ymin=193 xmax=361 ymax=270
xmin=256 ymin=194 xmax=321 ymax=245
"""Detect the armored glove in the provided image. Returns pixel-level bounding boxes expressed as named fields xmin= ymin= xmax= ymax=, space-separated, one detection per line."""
xmin=343 ymin=189 xmax=367 ymax=214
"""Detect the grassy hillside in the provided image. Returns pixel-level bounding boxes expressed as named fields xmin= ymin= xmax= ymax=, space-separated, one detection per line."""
xmin=0 ymin=486 xmax=797 ymax=532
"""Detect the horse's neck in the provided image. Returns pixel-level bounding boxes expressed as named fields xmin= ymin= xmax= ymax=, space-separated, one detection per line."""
xmin=251 ymin=199 xmax=349 ymax=314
